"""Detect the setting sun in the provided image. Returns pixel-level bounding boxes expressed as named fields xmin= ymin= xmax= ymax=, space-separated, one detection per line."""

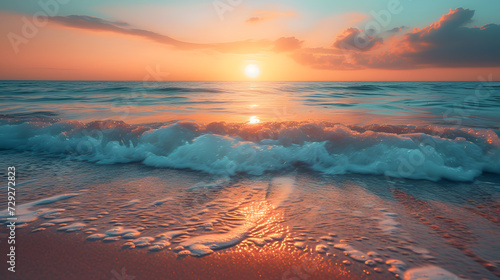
xmin=248 ymin=116 xmax=260 ymax=123
xmin=244 ymin=64 xmax=260 ymax=78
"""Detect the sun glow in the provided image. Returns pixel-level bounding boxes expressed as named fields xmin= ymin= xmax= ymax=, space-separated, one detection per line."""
xmin=249 ymin=116 xmax=260 ymax=124
xmin=244 ymin=64 xmax=260 ymax=78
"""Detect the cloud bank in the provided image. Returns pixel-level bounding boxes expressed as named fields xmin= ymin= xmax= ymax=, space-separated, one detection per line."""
xmin=50 ymin=8 xmax=500 ymax=70
xmin=50 ymin=15 xmax=277 ymax=54
xmin=295 ymin=8 xmax=500 ymax=70
xmin=332 ymin=27 xmax=383 ymax=52
xmin=399 ymin=8 xmax=500 ymax=67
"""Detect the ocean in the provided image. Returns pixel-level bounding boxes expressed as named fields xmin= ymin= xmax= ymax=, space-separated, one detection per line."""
xmin=0 ymin=81 xmax=499 ymax=279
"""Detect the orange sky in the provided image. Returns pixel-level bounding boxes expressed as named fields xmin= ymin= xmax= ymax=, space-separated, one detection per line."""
xmin=1 ymin=2 xmax=500 ymax=81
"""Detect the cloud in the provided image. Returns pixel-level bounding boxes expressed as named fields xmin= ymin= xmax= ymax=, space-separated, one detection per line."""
xmin=50 ymin=8 xmax=500 ymax=70
xmin=50 ymin=15 xmax=273 ymax=54
xmin=291 ymin=8 xmax=500 ymax=70
xmin=291 ymin=48 xmax=363 ymax=70
xmin=387 ymin=26 xmax=406 ymax=33
xmin=273 ymin=37 xmax=303 ymax=52
xmin=245 ymin=10 xmax=296 ymax=24
xmin=332 ymin=27 xmax=382 ymax=52
xmin=50 ymin=15 xmax=305 ymax=55
xmin=397 ymin=8 xmax=500 ymax=67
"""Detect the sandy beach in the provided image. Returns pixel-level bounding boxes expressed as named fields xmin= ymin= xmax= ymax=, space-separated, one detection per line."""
xmin=1 ymin=226 xmax=391 ymax=280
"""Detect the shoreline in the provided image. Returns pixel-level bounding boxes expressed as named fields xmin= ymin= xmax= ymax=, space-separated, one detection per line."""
xmin=0 ymin=152 xmax=498 ymax=279
xmin=0 ymin=227 xmax=390 ymax=280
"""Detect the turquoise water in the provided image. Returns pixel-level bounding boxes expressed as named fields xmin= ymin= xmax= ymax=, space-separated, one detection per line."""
xmin=1 ymin=81 xmax=499 ymax=127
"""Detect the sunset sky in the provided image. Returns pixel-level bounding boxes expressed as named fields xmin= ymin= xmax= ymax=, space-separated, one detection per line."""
xmin=1 ymin=0 xmax=500 ymax=81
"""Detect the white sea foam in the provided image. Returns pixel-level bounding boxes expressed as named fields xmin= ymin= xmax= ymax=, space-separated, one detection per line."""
xmin=188 ymin=244 xmax=214 ymax=257
xmin=86 ymin=234 xmax=107 ymax=241
xmin=404 ymin=265 xmax=460 ymax=280
xmin=2 ymin=121 xmax=499 ymax=182
xmin=334 ymin=243 xmax=354 ymax=251
xmin=180 ymin=229 xmax=248 ymax=254
xmin=103 ymin=236 xmax=120 ymax=242
xmin=187 ymin=178 xmax=230 ymax=191
xmin=104 ymin=227 xmax=140 ymax=237
xmin=119 ymin=199 xmax=140 ymax=208
xmin=379 ymin=216 xmax=402 ymax=235
xmin=0 ymin=193 xmax=80 ymax=225
xmin=156 ymin=230 xmax=188 ymax=240
xmin=180 ymin=201 xmax=273 ymax=256
xmin=132 ymin=237 xmax=155 ymax=247
xmin=58 ymin=222 xmax=86 ymax=232
xmin=51 ymin=218 xmax=76 ymax=224
xmin=266 ymin=177 xmax=295 ymax=209
xmin=150 ymin=197 xmax=174 ymax=206
xmin=345 ymin=250 xmax=369 ymax=262
xmin=316 ymin=244 xmax=329 ymax=254
xmin=294 ymin=242 xmax=306 ymax=249
xmin=320 ymin=235 xmax=335 ymax=242
xmin=387 ymin=259 xmax=409 ymax=277
xmin=148 ymin=240 xmax=170 ymax=251
xmin=39 ymin=222 xmax=55 ymax=228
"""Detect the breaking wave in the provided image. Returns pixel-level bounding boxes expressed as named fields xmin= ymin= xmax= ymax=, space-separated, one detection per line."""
xmin=1 ymin=119 xmax=499 ymax=181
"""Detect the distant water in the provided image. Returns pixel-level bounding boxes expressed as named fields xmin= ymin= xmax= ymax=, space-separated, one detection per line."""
xmin=0 ymin=80 xmax=499 ymax=181
xmin=1 ymin=81 xmax=499 ymax=127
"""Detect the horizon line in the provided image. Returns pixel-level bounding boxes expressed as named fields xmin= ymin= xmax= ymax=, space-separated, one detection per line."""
xmin=1 ymin=79 xmax=499 ymax=82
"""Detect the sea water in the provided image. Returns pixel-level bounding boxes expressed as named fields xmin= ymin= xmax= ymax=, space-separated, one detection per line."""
xmin=0 ymin=81 xmax=499 ymax=279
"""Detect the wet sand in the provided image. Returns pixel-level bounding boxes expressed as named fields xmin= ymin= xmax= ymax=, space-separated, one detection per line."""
xmin=0 ymin=227 xmax=390 ymax=280
xmin=0 ymin=152 xmax=498 ymax=279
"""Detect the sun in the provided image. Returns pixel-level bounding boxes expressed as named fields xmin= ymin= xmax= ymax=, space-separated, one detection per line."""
xmin=248 ymin=116 xmax=260 ymax=124
xmin=244 ymin=64 xmax=260 ymax=78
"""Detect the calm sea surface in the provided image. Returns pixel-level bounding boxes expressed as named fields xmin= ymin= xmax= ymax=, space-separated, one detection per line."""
xmin=1 ymin=81 xmax=499 ymax=127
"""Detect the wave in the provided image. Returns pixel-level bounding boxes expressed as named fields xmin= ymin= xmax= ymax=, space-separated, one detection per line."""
xmin=0 ymin=119 xmax=499 ymax=181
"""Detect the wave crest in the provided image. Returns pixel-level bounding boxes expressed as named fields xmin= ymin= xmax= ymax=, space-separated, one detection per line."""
xmin=1 ymin=119 xmax=499 ymax=181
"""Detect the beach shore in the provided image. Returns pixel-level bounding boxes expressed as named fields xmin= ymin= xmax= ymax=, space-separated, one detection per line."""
xmin=0 ymin=144 xmax=498 ymax=279
xmin=0 ymin=226 xmax=390 ymax=280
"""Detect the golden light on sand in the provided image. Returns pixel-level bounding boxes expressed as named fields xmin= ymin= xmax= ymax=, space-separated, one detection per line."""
xmin=245 ymin=64 xmax=260 ymax=78
xmin=249 ymin=116 xmax=260 ymax=123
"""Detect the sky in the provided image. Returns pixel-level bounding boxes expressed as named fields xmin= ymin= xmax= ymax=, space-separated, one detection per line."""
xmin=1 ymin=0 xmax=500 ymax=81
